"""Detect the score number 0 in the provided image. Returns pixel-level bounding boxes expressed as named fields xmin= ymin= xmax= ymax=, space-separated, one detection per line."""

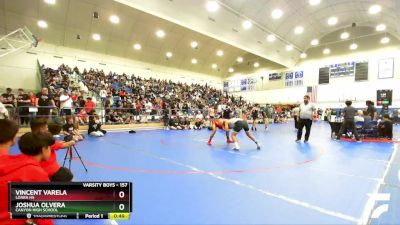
xmin=117 ymin=183 xmax=128 ymax=211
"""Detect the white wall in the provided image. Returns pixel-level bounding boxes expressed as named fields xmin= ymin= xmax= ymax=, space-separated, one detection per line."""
xmin=0 ymin=43 xmax=223 ymax=92
xmin=227 ymin=46 xmax=400 ymax=108
xmin=0 ymin=50 xmax=40 ymax=91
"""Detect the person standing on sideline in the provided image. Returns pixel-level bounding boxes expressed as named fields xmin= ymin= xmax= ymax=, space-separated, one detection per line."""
xmin=36 ymin=87 xmax=55 ymax=118
xmin=17 ymin=89 xmax=30 ymax=126
xmin=366 ymin=100 xmax=378 ymax=121
xmin=251 ymin=104 xmax=259 ymax=131
xmin=336 ymin=100 xmax=361 ymax=142
xmin=292 ymin=106 xmax=300 ymax=130
xmin=296 ymin=95 xmax=316 ymax=143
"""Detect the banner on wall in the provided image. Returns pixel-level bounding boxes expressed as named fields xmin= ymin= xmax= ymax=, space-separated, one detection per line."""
xmin=285 ymin=72 xmax=294 ymax=87
xmin=294 ymin=71 xmax=304 ymax=86
xmin=378 ymin=58 xmax=394 ymax=79
xmin=329 ymin=62 xmax=355 ymax=77
xmin=269 ymin=72 xmax=283 ymax=81
xmin=223 ymin=77 xmax=257 ymax=93
xmin=285 ymin=71 xmax=303 ymax=87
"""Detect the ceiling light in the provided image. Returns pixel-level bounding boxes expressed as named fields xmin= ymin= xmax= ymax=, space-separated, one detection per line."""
xmin=92 ymin=33 xmax=101 ymax=41
xmin=340 ymin=32 xmax=349 ymax=39
xmin=349 ymin=43 xmax=358 ymax=50
xmin=242 ymin=20 xmax=252 ymax=29
xmin=294 ymin=26 xmax=304 ymax=34
xmin=37 ymin=20 xmax=48 ymax=28
xmin=254 ymin=62 xmax=260 ymax=68
xmin=156 ymin=30 xmax=166 ymax=38
xmin=300 ymin=53 xmax=307 ymax=58
xmin=380 ymin=37 xmax=390 ymax=44
xmin=309 ymin=0 xmax=321 ymax=6
xmin=267 ymin=34 xmax=276 ymax=42
xmin=368 ymin=4 xmax=381 ymax=14
xmin=228 ymin=68 xmax=234 ymax=73
xmin=271 ymin=9 xmax=283 ymax=19
xmin=190 ymin=41 xmax=198 ymax=49
xmin=211 ymin=64 xmax=217 ymax=69
xmin=286 ymin=45 xmax=294 ymax=51
xmin=133 ymin=43 xmax=141 ymax=50
xmin=311 ymin=39 xmax=319 ymax=46
xmin=236 ymin=57 xmax=243 ymax=63
xmin=109 ymin=15 xmax=120 ymax=24
xmin=376 ymin=24 xmax=386 ymax=31
xmin=323 ymin=48 xmax=330 ymax=55
xmin=327 ymin=17 xmax=338 ymax=26
xmin=166 ymin=52 xmax=173 ymax=58
xmin=216 ymin=50 xmax=224 ymax=56
xmin=206 ymin=1 xmax=220 ymax=12
xmin=191 ymin=58 xmax=198 ymax=64
xmin=44 ymin=0 xmax=56 ymax=4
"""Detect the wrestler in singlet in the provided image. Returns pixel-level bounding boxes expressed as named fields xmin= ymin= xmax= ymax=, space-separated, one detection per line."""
xmin=207 ymin=118 xmax=233 ymax=145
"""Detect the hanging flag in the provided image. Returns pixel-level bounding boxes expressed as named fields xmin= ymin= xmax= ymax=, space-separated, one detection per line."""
xmin=306 ymin=86 xmax=318 ymax=102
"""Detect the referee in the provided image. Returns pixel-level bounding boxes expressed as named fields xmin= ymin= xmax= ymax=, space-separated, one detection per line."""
xmin=296 ymin=95 xmax=316 ymax=143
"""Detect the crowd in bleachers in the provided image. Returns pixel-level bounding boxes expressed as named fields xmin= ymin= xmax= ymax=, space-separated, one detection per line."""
xmin=39 ymin=64 xmax=263 ymax=128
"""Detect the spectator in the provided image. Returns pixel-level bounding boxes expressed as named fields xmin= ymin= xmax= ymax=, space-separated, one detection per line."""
xmin=354 ymin=110 xmax=364 ymax=123
xmin=1 ymin=88 xmax=15 ymax=118
xmin=336 ymin=100 xmax=360 ymax=142
xmin=208 ymin=106 xmax=216 ymax=120
xmin=366 ymin=100 xmax=378 ymax=120
xmin=169 ymin=116 xmax=183 ymax=130
xmin=62 ymin=116 xmax=83 ymax=142
xmin=194 ymin=111 xmax=204 ymax=130
xmin=1 ymin=88 xmax=15 ymax=108
xmin=0 ymin=96 xmax=9 ymax=119
xmin=0 ymin=126 xmax=54 ymax=225
xmin=251 ymin=105 xmax=259 ymax=131
xmin=28 ymin=91 xmax=37 ymax=121
xmin=59 ymin=90 xmax=73 ymax=116
xmin=162 ymin=108 xmax=170 ymax=130
xmin=77 ymin=109 xmax=88 ymax=124
xmin=16 ymin=89 xmax=30 ymax=125
xmin=392 ymin=109 xmax=399 ymax=125
xmin=378 ymin=114 xmax=393 ymax=139
xmin=30 ymin=118 xmax=75 ymax=182
xmin=110 ymin=111 xmax=123 ymax=124
xmin=223 ymin=106 xmax=232 ymax=119
xmin=292 ymin=106 xmax=300 ymax=130
xmin=0 ymin=119 xmax=18 ymax=154
xmin=296 ymin=95 xmax=316 ymax=143
xmin=36 ymin=87 xmax=55 ymax=118
xmin=99 ymin=87 xmax=107 ymax=102
xmin=88 ymin=115 xmax=106 ymax=137
xmin=362 ymin=110 xmax=372 ymax=129
xmin=84 ymin=97 xmax=96 ymax=115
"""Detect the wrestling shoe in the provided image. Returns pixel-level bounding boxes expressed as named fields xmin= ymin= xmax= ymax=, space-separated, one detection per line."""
xmin=227 ymin=139 xmax=234 ymax=143
xmin=207 ymin=141 xmax=212 ymax=145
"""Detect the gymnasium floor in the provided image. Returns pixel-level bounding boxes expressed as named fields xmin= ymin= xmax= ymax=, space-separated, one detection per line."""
xmin=11 ymin=122 xmax=400 ymax=225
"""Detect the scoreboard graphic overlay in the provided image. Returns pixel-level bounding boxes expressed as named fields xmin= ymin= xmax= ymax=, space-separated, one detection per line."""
xmin=9 ymin=182 xmax=132 ymax=220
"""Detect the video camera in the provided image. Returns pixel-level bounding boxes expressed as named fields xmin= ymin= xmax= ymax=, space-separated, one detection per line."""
xmin=63 ymin=134 xmax=74 ymax=142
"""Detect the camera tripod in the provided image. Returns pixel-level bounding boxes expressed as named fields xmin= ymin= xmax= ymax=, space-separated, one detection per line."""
xmin=62 ymin=145 xmax=88 ymax=172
